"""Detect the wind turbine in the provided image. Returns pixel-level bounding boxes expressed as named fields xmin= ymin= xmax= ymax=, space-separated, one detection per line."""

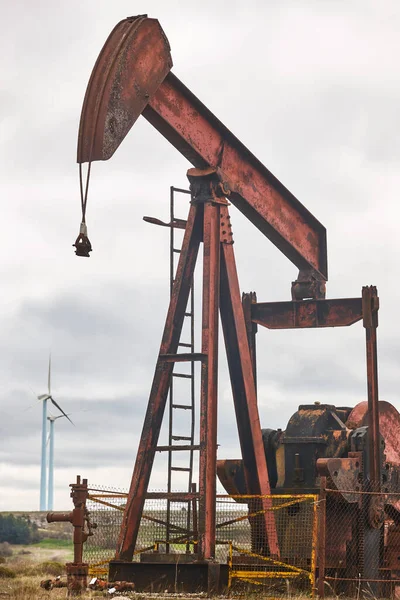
xmin=38 ymin=355 xmax=72 ymax=510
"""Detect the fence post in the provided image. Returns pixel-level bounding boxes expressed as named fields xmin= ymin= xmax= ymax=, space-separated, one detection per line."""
xmin=310 ymin=495 xmax=318 ymax=598
xmin=318 ymin=476 xmax=327 ymax=598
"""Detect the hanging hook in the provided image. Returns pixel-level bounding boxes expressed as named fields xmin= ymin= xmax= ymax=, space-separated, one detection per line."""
xmin=74 ymin=163 xmax=93 ymax=257
xmin=73 ymin=222 xmax=92 ymax=257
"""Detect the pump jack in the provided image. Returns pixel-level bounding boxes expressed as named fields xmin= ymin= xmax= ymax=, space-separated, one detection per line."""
xmin=75 ymin=16 xmax=384 ymax=593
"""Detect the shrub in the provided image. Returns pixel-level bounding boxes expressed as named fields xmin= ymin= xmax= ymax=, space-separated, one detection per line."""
xmin=0 ymin=557 xmax=5 ymax=564
xmin=0 ymin=541 xmax=12 ymax=557
xmin=0 ymin=565 xmax=16 ymax=578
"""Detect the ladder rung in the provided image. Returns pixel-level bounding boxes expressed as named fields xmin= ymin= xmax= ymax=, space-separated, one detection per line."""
xmin=172 ymin=435 xmax=192 ymax=441
xmin=184 ymin=312 xmax=193 ymax=317
xmin=172 ymin=373 xmax=193 ymax=379
xmin=171 ymin=467 xmax=191 ymax=472
xmin=156 ymin=444 xmax=199 ymax=452
xmin=160 ymin=353 xmax=205 ymax=363
xmin=172 ymin=404 xmax=193 ymax=410
xmin=178 ymin=343 xmax=192 ymax=348
xmin=173 ymin=248 xmax=181 ymax=254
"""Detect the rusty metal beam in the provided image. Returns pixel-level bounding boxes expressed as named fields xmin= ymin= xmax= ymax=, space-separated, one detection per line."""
xmin=252 ymin=298 xmax=363 ymax=329
xmin=116 ymin=202 xmax=203 ymax=561
xmin=242 ymin=292 xmax=258 ymax=392
xmin=77 ymin=16 xmax=327 ymax=279
xmin=144 ymin=73 xmax=327 ymax=279
xmin=219 ymin=207 xmax=279 ymax=557
xmin=362 ymin=286 xmax=380 ymax=492
xmin=198 ymin=199 xmax=220 ymax=560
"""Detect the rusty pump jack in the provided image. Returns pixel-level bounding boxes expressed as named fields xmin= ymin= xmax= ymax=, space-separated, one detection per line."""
xmin=75 ymin=15 xmax=381 ymax=592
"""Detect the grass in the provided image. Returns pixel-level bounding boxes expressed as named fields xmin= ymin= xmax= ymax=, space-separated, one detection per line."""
xmin=32 ymin=537 xmax=73 ymax=549
xmin=0 ymin=539 xmax=312 ymax=599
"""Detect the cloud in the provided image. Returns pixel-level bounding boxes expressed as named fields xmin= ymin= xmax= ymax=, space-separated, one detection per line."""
xmin=1 ymin=0 xmax=400 ymax=511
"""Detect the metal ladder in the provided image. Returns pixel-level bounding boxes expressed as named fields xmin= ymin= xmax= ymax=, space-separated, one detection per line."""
xmin=166 ymin=186 xmax=197 ymax=551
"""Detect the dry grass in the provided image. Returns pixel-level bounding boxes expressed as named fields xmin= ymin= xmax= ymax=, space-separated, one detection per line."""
xmin=0 ymin=542 xmax=313 ymax=599
xmin=0 ymin=573 xmax=213 ymax=599
xmin=0 ymin=574 xmax=111 ymax=599
xmin=0 ymin=543 xmax=75 ymax=599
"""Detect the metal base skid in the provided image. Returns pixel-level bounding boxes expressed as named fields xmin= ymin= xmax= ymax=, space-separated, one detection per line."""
xmin=109 ymin=554 xmax=228 ymax=594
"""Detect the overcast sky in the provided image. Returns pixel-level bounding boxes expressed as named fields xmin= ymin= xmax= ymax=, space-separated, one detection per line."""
xmin=1 ymin=0 xmax=399 ymax=511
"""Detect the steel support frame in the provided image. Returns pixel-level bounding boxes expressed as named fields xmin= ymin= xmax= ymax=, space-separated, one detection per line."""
xmin=116 ymin=178 xmax=380 ymax=572
xmin=117 ymin=169 xmax=280 ymax=562
xmin=249 ymin=287 xmax=380 ymax=498
xmin=246 ymin=287 xmax=381 ymax=594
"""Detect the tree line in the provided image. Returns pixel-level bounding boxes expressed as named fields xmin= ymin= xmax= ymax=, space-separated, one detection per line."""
xmin=0 ymin=514 xmax=40 ymax=544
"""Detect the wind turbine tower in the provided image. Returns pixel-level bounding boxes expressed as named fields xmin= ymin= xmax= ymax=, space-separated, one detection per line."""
xmin=37 ymin=356 xmax=72 ymax=510
xmin=38 ymin=356 xmax=51 ymax=511
xmin=47 ymin=413 xmax=71 ymax=511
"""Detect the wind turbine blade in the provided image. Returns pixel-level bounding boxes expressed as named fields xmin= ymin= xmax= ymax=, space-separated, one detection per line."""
xmin=48 ymin=354 xmax=52 ymax=395
xmin=54 ymin=413 xmax=71 ymax=421
xmin=49 ymin=397 xmax=74 ymax=426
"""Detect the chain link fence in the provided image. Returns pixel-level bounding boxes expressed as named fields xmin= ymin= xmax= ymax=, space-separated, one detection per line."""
xmin=85 ymin=485 xmax=127 ymax=576
xmin=219 ymin=494 xmax=317 ymax=593
xmin=85 ymin=486 xmax=318 ymax=594
xmin=319 ymin=485 xmax=400 ymax=598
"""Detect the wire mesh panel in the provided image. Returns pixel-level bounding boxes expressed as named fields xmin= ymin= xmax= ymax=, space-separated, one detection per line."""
xmin=85 ymin=487 xmax=318 ymax=595
xmin=85 ymin=485 xmax=127 ymax=575
xmin=216 ymin=495 xmax=318 ymax=594
xmin=320 ymin=486 xmax=400 ymax=599
xmin=85 ymin=488 xmax=199 ymax=575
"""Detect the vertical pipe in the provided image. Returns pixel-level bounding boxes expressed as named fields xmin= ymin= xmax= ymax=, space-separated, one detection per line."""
xmin=362 ymin=286 xmax=380 ymax=491
xmin=317 ymin=476 xmax=327 ymax=599
xmin=199 ymin=200 xmax=220 ymax=560
xmin=40 ymin=398 xmax=47 ymax=511
xmin=366 ymin=325 xmax=380 ymax=488
xmin=47 ymin=419 xmax=55 ymax=511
